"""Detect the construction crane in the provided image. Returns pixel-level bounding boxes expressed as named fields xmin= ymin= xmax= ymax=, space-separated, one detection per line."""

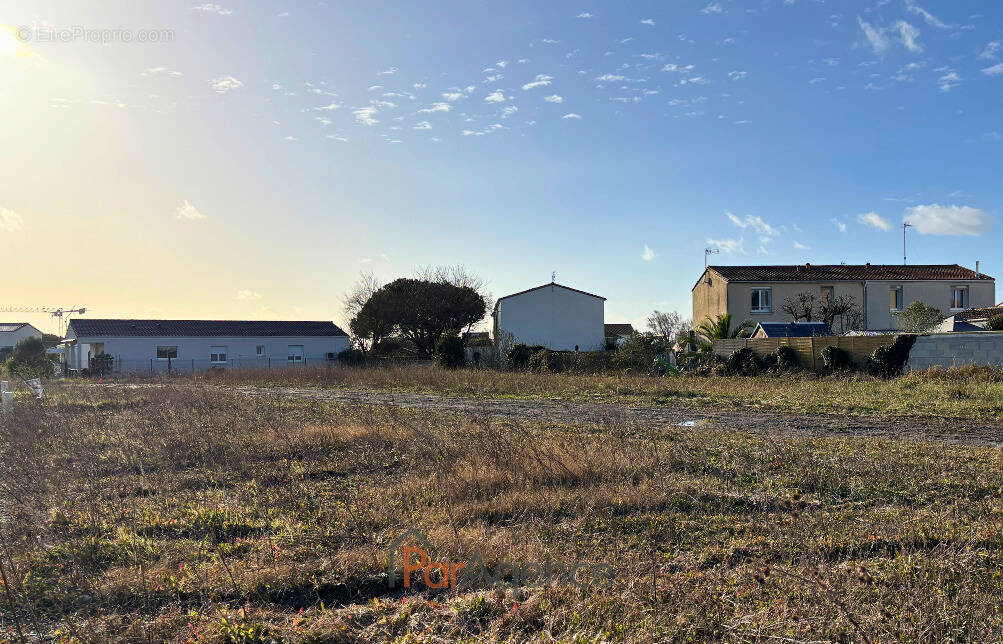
xmin=0 ymin=306 xmax=87 ymax=337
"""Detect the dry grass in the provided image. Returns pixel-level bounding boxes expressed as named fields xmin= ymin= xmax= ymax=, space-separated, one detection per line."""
xmin=194 ymin=363 xmax=1003 ymax=420
xmin=2 ymin=382 xmax=1003 ymax=641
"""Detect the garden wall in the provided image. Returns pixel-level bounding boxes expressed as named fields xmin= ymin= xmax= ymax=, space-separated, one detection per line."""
xmin=905 ymin=332 xmax=1003 ymax=371
xmin=713 ymin=335 xmax=896 ymax=370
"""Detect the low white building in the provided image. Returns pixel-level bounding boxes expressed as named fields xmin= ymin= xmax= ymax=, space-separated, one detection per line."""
xmin=64 ymin=319 xmax=350 ymax=374
xmin=0 ymin=322 xmax=44 ymax=359
xmin=492 ymin=282 xmax=606 ymax=351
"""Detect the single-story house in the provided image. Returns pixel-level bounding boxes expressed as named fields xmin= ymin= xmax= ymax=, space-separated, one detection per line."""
xmin=751 ymin=322 xmax=833 ymax=339
xmin=64 ymin=319 xmax=350 ymax=374
xmin=492 ymin=282 xmax=606 ymax=352
xmin=0 ymin=322 xmax=43 ymax=359
xmin=604 ymin=323 xmax=635 ymax=349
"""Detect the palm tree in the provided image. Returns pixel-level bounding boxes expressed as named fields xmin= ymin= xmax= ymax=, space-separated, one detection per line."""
xmin=696 ymin=313 xmax=753 ymax=343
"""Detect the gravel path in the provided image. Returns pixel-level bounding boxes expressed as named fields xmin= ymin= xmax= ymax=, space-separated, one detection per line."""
xmin=230 ymin=386 xmax=1003 ymax=446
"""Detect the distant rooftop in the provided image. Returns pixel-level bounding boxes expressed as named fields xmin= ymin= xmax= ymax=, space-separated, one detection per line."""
xmin=704 ymin=264 xmax=992 ymax=285
xmin=67 ymin=319 xmax=347 ymax=338
xmin=496 ymin=282 xmax=606 ymax=305
xmin=0 ymin=322 xmax=33 ymax=333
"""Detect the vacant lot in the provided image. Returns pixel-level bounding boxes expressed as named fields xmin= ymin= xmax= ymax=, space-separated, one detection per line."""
xmin=2 ymin=381 xmax=1003 ymax=642
xmin=202 ymin=363 xmax=1003 ymax=420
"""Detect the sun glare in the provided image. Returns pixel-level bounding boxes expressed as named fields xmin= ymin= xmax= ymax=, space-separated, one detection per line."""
xmin=0 ymin=24 xmax=34 ymax=59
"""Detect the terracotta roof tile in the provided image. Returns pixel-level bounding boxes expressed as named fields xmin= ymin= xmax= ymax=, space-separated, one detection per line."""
xmin=708 ymin=264 xmax=992 ymax=283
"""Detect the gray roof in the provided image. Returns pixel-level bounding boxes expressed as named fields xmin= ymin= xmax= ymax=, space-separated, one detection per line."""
xmin=752 ymin=322 xmax=833 ymax=338
xmin=0 ymin=322 xmax=32 ymax=333
xmin=67 ymin=319 xmax=347 ymax=338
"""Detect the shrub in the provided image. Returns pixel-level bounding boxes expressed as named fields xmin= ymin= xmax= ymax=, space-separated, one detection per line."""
xmin=820 ymin=345 xmax=853 ymax=372
xmin=773 ymin=345 xmax=800 ymax=372
xmin=612 ymin=332 xmax=672 ymax=372
xmin=986 ymin=314 xmax=1003 ymax=331
xmin=5 ymin=336 xmax=54 ymax=379
xmin=434 ymin=330 xmax=466 ymax=369
xmin=528 ymin=349 xmax=563 ymax=373
xmin=867 ymin=335 xmax=917 ymax=378
xmin=337 ymin=348 xmax=366 ymax=367
xmin=725 ymin=347 xmax=760 ymax=376
xmin=506 ymin=343 xmax=533 ymax=369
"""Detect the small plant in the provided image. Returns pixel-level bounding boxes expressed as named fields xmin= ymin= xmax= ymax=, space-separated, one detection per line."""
xmin=820 ymin=345 xmax=853 ymax=372
xmin=986 ymin=314 xmax=1003 ymax=331
xmin=337 ymin=348 xmax=366 ymax=366
xmin=773 ymin=345 xmax=800 ymax=372
xmin=434 ymin=329 xmax=466 ymax=369
xmin=506 ymin=343 xmax=543 ymax=370
xmin=867 ymin=335 xmax=917 ymax=378
xmin=725 ymin=347 xmax=760 ymax=376
xmin=528 ymin=348 xmax=563 ymax=373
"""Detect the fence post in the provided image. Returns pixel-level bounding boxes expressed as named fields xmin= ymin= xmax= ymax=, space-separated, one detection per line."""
xmin=810 ymin=337 xmax=817 ymax=371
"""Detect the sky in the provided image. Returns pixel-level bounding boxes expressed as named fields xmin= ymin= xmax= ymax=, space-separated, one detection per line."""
xmin=1 ymin=0 xmax=1001 ymax=334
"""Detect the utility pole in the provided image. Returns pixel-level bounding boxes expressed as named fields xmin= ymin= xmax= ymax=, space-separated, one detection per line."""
xmin=903 ymin=223 xmax=913 ymax=265
xmin=704 ymin=248 xmax=719 ymax=269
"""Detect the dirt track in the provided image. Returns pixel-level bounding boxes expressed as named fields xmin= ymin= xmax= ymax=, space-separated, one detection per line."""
xmin=228 ymin=386 xmax=1003 ymax=446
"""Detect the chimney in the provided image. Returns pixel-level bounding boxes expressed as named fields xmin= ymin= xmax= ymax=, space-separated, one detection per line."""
xmin=865 ymin=262 xmax=871 ymax=267
xmin=976 ymin=260 xmax=980 ymax=278
xmin=805 ymin=262 xmax=811 ymax=269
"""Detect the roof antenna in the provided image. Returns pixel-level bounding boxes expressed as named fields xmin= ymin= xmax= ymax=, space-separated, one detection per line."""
xmin=551 ymin=271 xmax=556 ymax=283
xmin=903 ymin=222 xmax=913 ymax=265
xmin=704 ymin=247 xmax=719 ymax=269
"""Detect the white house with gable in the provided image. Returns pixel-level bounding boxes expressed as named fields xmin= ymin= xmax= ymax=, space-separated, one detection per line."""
xmin=0 ymin=322 xmax=44 ymax=359
xmin=64 ymin=319 xmax=350 ymax=374
xmin=492 ymin=282 xmax=606 ymax=351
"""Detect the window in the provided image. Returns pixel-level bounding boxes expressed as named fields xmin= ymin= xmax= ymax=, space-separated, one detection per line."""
xmin=210 ymin=346 xmax=228 ymax=363
xmin=326 ymin=352 xmax=337 ymax=361
xmin=750 ymin=288 xmax=772 ymax=313
xmin=287 ymin=345 xmax=304 ymax=362
xmin=821 ymin=286 xmax=834 ymax=305
xmin=890 ymin=287 xmax=903 ymax=311
xmin=256 ymin=345 xmax=265 ymax=357
xmin=156 ymin=346 xmax=178 ymax=360
xmin=951 ymin=287 xmax=968 ymax=311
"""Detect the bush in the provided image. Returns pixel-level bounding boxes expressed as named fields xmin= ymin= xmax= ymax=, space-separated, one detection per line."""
xmin=725 ymin=347 xmax=760 ymax=376
xmin=528 ymin=349 xmax=563 ymax=373
xmin=986 ymin=314 xmax=1003 ymax=331
xmin=337 ymin=348 xmax=366 ymax=367
xmin=434 ymin=330 xmax=466 ymax=369
xmin=867 ymin=335 xmax=917 ymax=378
xmin=773 ymin=345 xmax=800 ymax=372
xmin=820 ymin=345 xmax=853 ymax=372
xmin=612 ymin=332 xmax=672 ymax=372
xmin=5 ymin=336 xmax=54 ymax=379
xmin=506 ymin=343 xmax=533 ymax=369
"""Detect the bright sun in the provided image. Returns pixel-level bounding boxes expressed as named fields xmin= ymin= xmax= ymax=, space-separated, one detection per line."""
xmin=0 ymin=24 xmax=34 ymax=59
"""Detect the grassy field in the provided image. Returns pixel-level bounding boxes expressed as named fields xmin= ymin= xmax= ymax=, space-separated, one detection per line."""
xmin=200 ymin=363 xmax=1003 ymax=420
xmin=2 ymin=382 xmax=1003 ymax=642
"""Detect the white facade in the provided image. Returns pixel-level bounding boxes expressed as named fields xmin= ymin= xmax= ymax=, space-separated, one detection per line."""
xmin=493 ymin=283 xmax=605 ymax=351
xmin=0 ymin=323 xmax=43 ymax=355
xmin=64 ymin=325 xmax=350 ymax=374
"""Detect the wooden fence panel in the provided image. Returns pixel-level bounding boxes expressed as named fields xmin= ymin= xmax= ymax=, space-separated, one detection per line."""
xmin=712 ymin=335 xmax=897 ymax=371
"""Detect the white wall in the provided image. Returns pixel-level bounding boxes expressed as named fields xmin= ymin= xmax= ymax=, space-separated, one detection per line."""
xmin=65 ymin=333 xmax=350 ymax=372
xmin=0 ymin=324 xmax=43 ymax=352
xmin=496 ymin=285 xmax=605 ymax=351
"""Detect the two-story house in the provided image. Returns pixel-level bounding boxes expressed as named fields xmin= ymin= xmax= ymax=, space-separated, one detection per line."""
xmin=692 ymin=264 xmax=995 ymax=333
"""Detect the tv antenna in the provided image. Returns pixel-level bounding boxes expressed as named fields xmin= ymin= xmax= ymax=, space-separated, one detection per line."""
xmin=704 ymin=248 xmax=719 ymax=269
xmin=551 ymin=271 xmax=556 ymax=283
xmin=903 ymin=222 xmax=913 ymax=265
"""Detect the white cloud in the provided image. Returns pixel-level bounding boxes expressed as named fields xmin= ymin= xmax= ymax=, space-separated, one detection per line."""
xmin=175 ymin=200 xmax=206 ymax=220
xmin=894 ymin=21 xmax=922 ymax=53
xmin=641 ymin=245 xmax=656 ymax=260
xmin=706 ymin=237 xmax=743 ymax=253
xmin=413 ymin=82 xmax=427 ymax=89
xmin=857 ymin=17 xmax=890 ymax=54
xmin=562 ymin=113 xmax=582 ymax=119
xmin=700 ymin=3 xmax=724 ymax=14
xmin=500 ymin=106 xmax=518 ymax=118
xmin=640 ymin=18 xmax=655 ymax=26
xmin=484 ymin=90 xmax=506 ymax=103
xmin=982 ymin=63 xmax=1003 ymax=76
xmin=905 ymin=1 xmax=948 ymax=29
xmin=283 ymin=135 xmax=298 ymax=141
xmin=379 ymin=67 xmax=398 ymax=75
xmin=544 ymin=94 xmax=564 ymax=103
xmin=725 ymin=211 xmax=779 ymax=239
xmin=728 ymin=70 xmax=747 ymax=80
xmin=522 ymin=74 xmax=553 ymax=91
xmin=442 ymin=92 xmax=464 ymax=101
xmin=577 ymin=12 xmax=593 ymax=18
xmin=0 ymin=207 xmax=23 ymax=232
xmin=595 ymin=73 xmax=627 ymax=82
xmin=236 ymin=289 xmax=261 ymax=301
xmin=979 ymin=41 xmax=1001 ymax=60
xmin=413 ymin=121 xmax=432 ymax=130
xmin=193 ymin=3 xmax=232 ymax=15
xmin=418 ymin=102 xmax=451 ymax=113
xmin=904 ymin=204 xmax=990 ymax=236
xmin=141 ymin=67 xmax=183 ymax=77
xmin=314 ymin=101 xmax=342 ymax=111
xmin=210 ymin=76 xmax=242 ymax=93
xmin=938 ymin=69 xmax=961 ymax=91
xmin=830 ymin=218 xmax=847 ymax=233
xmin=353 ymin=106 xmax=379 ymax=126
xmin=793 ymin=241 xmax=810 ymax=250
xmin=857 ymin=211 xmax=892 ymax=231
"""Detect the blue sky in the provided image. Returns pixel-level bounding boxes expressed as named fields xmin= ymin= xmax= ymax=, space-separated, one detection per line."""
xmin=1 ymin=0 xmax=1001 ymax=332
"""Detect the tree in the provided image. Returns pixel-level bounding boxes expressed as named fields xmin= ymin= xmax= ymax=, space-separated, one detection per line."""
xmin=781 ymin=292 xmax=817 ymax=322
xmin=434 ymin=329 xmax=466 ymax=369
xmin=820 ymin=295 xmax=863 ymax=335
xmin=5 ymin=336 xmax=53 ymax=379
xmin=986 ymin=314 xmax=1003 ymax=331
xmin=696 ymin=314 xmax=753 ymax=343
xmin=897 ymin=300 xmax=944 ymax=333
xmin=646 ymin=310 xmax=691 ymax=341
xmin=413 ymin=264 xmax=493 ymax=329
xmin=343 ymin=270 xmax=382 ymax=324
